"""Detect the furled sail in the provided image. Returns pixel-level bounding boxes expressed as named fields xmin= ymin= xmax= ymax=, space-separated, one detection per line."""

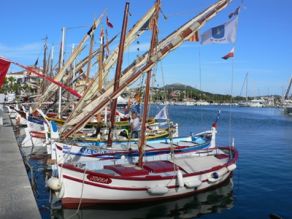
xmin=31 ymin=16 xmax=103 ymax=112
xmin=64 ymin=4 xmax=157 ymax=124
xmin=61 ymin=0 xmax=232 ymax=138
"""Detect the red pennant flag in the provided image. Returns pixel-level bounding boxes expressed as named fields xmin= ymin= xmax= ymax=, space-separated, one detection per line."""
xmin=0 ymin=58 xmax=11 ymax=88
xmin=13 ymin=61 xmax=81 ymax=98
xmin=222 ymin=48 xmax=235 ymax=60
xmin=106 ymin=17 xmax=114 ymax=28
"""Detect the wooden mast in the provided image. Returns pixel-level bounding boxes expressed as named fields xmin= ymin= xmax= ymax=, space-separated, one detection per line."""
xmin=61 ymin=0 xmax=232 ymax=138
xmin=98 ymin=28 xmax=105 ymax=92
xmin=138 ymin=0 xmax=160 ymax=167
xmin=42 ymin=37 xmax=48 ymax=94
xmin=107 ymin=2 xmax=130 ymax=146
xmin=32 ymin=17 xmax=102 ymax=113
xmin=58 ymin=27 xmax=66 ymax=119
xmin=86 ymin=27 xmax=95 ymax=83
xmin=98 ymin=28 xmax=105 ymax=125
xmin=95 ymin=28 xmax=105 ymax=127
xmin=49 ymin=46 xmax=54 ymax=78
xmin=62 ymin=7 xmax=157 ymax=128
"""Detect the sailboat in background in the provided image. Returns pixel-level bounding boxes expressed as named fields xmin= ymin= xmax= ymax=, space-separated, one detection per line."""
xmin=283 ymin=76 xmax=292 ymax=115
xmin=238 ymin=72 xmax=264 ymax=107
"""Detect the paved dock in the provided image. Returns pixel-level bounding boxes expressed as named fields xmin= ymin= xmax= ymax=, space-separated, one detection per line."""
xmin=0 ymin=111 xmax=41 ymax=218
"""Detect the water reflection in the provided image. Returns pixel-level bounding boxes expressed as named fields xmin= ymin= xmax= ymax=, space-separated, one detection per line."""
xmin=54 ymin=179 xmax=234 ymax=219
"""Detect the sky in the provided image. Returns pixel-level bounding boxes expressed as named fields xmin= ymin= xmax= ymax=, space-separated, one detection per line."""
xmin=1 ymin=0 xmax=292 ymax=97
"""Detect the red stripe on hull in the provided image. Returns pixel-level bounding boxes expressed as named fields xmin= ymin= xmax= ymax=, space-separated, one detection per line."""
xmin=31 ymin=134 xmax=46 ymax=139
xmin=62 ymin=176 xmax=232 ymax=208
xmin=60 ymin=147 xmax=238 ymax=181
xmin=30 ymin=132 xmax=45 ymax=139
xmin=63 ymin=172 xmax=221 ymax=191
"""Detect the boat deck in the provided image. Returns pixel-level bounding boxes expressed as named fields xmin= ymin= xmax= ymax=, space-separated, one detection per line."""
xmin=0 ymin=111 xmax=40 ymax=219
xmin=101 ymin=154 xmax=228 ymax=177
xmin=111 ymin=140 xmax=201 ymax=151
xmin=173 ymin=155 xmax=228 ymax=174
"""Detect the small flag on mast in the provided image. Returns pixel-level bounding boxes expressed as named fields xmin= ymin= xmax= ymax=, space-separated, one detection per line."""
xmin=106 ymin=17 xmax=114 ymax=28
xmin=222 ymin=47 xmax=235 ymax=60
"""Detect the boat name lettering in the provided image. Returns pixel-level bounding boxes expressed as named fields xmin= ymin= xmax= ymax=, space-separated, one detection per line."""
xmin=63 ymin=145 xmax=71 ymax=150
xmin=80 ymin=147 xmax=97 ymax=155
xmin=87 ymin=174 xmax=112 ymax=184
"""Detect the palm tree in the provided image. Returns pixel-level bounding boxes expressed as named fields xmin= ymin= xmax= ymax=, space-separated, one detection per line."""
xmin=7 ymin=77 xmax=16 ymax=92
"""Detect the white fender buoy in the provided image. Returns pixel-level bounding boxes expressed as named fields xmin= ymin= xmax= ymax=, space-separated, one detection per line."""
xmin=227 ymin=163 xmax=237 ymax=172
xmin=184 ymin=178 xmax=202 ymax=188
xmin=217 ymin=167 xmax=228 ymax=177
xmin=177 ymin=170 xmax=184 ymax=188
xmin=147 ymin=185 xmax=168 ymax=195
xmin=47 ymin=177 xmax=62 ymax=191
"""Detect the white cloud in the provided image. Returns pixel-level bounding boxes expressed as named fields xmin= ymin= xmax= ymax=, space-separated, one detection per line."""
xmin=0 ymin=42 xmax=43 ymax=61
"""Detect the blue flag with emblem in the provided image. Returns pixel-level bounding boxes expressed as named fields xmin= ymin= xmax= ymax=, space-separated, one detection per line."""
xmin=200 ymin=15 xmax=238 ymax=45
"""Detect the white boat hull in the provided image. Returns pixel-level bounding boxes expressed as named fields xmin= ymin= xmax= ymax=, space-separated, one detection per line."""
xmin=61 ymin=172 xmax=230 ymax=207
xmin=21 ymin=128 xmax=46 ymax=148
xmin=58 ymin=147 xmax=237 ymax=208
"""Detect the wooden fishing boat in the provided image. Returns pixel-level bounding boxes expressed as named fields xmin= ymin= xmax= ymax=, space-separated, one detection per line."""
xmin=57 ymin=146 xmax=237 ymax=208
xmin=61 ymin=178 xmax=234 ymax=218
xmin=21 ymin=118 xmax=172 ymax=149
xmin=52 ymin=129 xmax=212 ymax=163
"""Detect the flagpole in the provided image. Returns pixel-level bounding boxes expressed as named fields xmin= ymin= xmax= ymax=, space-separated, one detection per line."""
xmin=228 ymin=5 xmax=241 ymax=146
xmin=228 ymin=49 xmax=234 ymax=146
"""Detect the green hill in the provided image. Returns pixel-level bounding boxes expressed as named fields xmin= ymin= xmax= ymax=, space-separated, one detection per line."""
xmin=152 ymin=83 xmax=245 ymax=103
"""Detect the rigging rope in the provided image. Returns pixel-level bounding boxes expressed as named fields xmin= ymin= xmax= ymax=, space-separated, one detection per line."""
xmin=67 ymin=167 xmax=87 ymax=219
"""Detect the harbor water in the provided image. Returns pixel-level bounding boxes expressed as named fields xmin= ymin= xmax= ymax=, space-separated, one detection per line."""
xmin=20 ymin=105 xmax=292 ymax=219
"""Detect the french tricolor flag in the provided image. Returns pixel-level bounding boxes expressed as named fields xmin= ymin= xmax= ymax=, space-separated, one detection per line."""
xmin=222 ymin=47 xmax=235 ymax=60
